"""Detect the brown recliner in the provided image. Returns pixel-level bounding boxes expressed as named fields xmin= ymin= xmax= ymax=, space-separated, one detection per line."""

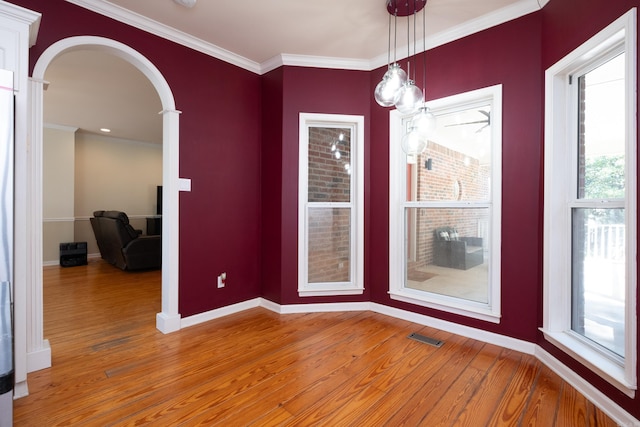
xmin=91 ymin=210 xmax=161 ymax=271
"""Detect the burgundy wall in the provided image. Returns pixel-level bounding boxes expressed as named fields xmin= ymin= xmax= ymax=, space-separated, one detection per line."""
xmin=10 ymin=0 xmax=640 ymax=418
xmin=273 ymin=66 xmax=372 ymax=305
xmin=540 ymin=0 xmax=640 ymax=417
xmin=369 ymin=13 xmax=543 ymax=341
xmin=261 ymin=68 xmax=284 ymax=303
xmin=12 ymin=0 xmax=263 ymax=317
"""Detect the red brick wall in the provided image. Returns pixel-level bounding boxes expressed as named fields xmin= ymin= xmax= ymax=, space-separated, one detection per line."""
xmin=410 ymin=141 xmax=490 ymax=270
xmin=307 ymin=127 xmax=352 ymax=283
xmin=308 ymin=127 xmax=351 ymax=203
xmin=307 ymin=208 xmax=351 ymax=282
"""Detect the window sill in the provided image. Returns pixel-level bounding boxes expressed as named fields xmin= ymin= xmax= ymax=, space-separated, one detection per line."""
xmin=389 ymin=288 xmax=500 ymax=324
xmin=298 ymin=285 xmax=364 ymax=297
xmin=541 ymin=328 xmax=636 ymax=398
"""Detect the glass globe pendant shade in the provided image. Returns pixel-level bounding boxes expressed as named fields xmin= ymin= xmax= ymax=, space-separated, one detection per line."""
xmin=394 ymin=80 xmax=424 ymax=115
xmin=412 ymin=106 xmax=437 ymax=139
xmin=401 ymin=127 xmax=427 ymax=156
xmin=374 ymin=63 xmax=407 ymax=107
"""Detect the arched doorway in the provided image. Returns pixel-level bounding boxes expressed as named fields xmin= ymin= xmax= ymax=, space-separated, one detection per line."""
xmin=26 ymin=36 xmax=181 ymax=373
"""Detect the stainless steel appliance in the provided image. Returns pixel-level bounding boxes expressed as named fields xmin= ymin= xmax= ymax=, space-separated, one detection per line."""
xmin=0 ymin=68 xmax=14 ymax=427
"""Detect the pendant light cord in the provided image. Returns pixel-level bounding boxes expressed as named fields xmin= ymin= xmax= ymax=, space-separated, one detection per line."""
xmin=393 ymin=6 xmax=398 ymax=64
xmin=422 ymin=0 xmax=426 ymax=99
xmin=386 ymin=4 xmax=391 ymax=68
xmin=413 ymin=2 xmax=417 ymax=82
xmin=406 ymin=1 xmax=411 ymax=80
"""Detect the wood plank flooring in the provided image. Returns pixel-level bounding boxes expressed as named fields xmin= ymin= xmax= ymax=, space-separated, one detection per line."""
xmin=13 ymin=258 xmax=618 ymax=426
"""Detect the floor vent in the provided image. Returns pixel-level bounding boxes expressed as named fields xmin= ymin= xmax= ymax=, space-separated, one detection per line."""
xmin=408 ymin=332 xmax=444 ymax=348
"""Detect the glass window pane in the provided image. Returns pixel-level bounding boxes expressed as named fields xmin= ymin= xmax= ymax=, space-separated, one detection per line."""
xmin=577 ymin=53 xmax=625 ymax=200
xmin=307 ymin=207 xmax=351 ymax=283
xmin=308 ymin=127 xmax=351 ymax=203
xmin=405 ymin=207 xmax=489 ymax=303
xmin=572 ymin=208 xmax=625 ymax=357
xmin=411 ymin=105 xmax=491 ymax=203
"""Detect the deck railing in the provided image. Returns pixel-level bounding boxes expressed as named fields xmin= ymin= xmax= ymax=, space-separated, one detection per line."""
xmin=586 ymin=223 xmax=625 ymax=260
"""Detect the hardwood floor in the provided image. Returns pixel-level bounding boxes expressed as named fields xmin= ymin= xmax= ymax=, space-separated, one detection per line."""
xmin=13 ymin=258 xmax=617 ymax=426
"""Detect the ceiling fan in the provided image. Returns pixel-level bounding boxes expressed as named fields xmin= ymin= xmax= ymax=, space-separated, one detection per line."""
xmin=445 ymin=110 xmax=490 ymax=133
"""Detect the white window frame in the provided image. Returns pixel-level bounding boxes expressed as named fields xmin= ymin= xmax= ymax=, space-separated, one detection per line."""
xmin=542 ymin=8 xmax=637 ymax=397
xmin=389 ymin=85 xmax=502 ymax=323
xmin=298 ymin=113 xmax=364 ymax=296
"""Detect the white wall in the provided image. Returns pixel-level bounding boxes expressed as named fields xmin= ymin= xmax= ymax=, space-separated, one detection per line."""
xmin=42 ymin=129 xmax=162 ymax=263
xmin=42 ymin=126 xmax=76 ymax=263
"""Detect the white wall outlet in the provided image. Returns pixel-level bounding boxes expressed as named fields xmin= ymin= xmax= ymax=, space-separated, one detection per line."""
xmin=217 ymin=272 xmax=226 ymax=288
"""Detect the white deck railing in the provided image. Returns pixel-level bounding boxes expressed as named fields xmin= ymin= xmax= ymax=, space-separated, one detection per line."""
xmin=587 ymin=223 xmax=625 ymax=261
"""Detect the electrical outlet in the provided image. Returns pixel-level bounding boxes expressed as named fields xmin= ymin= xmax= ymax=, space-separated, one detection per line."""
xmin=217 ymin=272 xmax=226 ymax=288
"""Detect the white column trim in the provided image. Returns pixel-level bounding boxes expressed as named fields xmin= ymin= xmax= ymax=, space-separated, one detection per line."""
xmin=25 ymin=77 xmax=50 ymax=373
xmin=158 ymin=107 xmax=181 ymax=333
xmin=0 ymin=1 xmax=42 ymax=397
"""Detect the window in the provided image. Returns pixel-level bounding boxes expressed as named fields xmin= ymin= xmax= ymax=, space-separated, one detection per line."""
xmin=389 ymin=85 xmax=502 ymax=322
xmin=298 ymin=114 xmax=364 ymax=296
xmin=543 ymin=8 xmax=637 ymax=396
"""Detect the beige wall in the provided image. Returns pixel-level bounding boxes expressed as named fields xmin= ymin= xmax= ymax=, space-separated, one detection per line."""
xmin=43 ymin=128 xmax=162 ymax=264
xmin=43 ymin=126 xmax=76 ymax=263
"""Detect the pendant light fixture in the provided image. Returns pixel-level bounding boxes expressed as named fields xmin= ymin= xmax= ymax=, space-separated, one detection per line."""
xmin=374 ymin=7 xmax=407 ymax=107
xmin=374 ymin=1 xmax=435 ymax=156
xmin=394 ymin=2 xmax=423 ymax=115
xmin=411 ymin=1 xmax=436 ymax=140
xmin=401 ymin=125 xmax=427 ymax=158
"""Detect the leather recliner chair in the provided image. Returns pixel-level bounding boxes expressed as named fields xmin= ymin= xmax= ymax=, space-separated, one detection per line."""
xmin=91 ymin=210 xmax=161 ymax=271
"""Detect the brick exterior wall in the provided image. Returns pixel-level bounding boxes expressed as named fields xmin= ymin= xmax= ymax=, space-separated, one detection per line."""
xmin=307 ymin=128 xmax=352 ymax=283
xmin=409 ymin=141 xmax=490 ymax=273
xmin=308 ymin=127 xmax=351 ymax=203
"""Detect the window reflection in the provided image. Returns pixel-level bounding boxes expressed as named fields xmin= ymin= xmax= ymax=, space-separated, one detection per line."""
xmin=404 ymin=104 xmax=492 ymax=303
xmin=405 ymin=208 xmax=489 ymax=303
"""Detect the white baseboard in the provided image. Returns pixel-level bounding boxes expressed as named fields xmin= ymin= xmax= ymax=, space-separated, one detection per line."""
xmin=43 ymin=252 xmax=100 ymax=267
xmin=370 ymin=302 xmax=537 ymax=355
xmin=26 ymin=339 xmax=51 ymax=372
xmin=156 ymin=311 xmax=181 ymax=333
xmin=262 ymin=300 xmax=370 ymax=314
xmin=13 ymin=381 xmax=28 ymax=399
xmin=179 ymin=298 xmax=370 ymax=327
xmin=536 ymin=347 xmax=640 ymax=427
xmin=179 ymin=298 xmax=262 ymax=328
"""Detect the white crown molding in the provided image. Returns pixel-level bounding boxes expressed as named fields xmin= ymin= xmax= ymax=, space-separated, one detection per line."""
xmin=66 ymin=0 xmax=543 ymax=75
xmin=43 ymin=122 xmax=78 ymax=132
xmin=74 ymin=128 xmax=162 ymax=147
xmin=0 ymin=1 xmax=41 ymax=46
xmin=65 ymin=0 xmax=261 ymax=74
xmin=261 ymin=53 xmax=372 ymax=74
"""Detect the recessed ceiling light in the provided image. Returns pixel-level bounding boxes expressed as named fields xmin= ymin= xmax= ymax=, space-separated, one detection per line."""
xmin=174 ymin=0 xmax=196 ymax=8
xmin=100 ymin=128 xmax=111 ymax=133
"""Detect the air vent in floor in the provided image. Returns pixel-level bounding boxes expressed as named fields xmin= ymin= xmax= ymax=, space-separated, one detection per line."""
xmin=408 ymin=332 xmax=444 ymax=347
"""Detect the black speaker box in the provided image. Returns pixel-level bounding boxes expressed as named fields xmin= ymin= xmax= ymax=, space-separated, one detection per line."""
xmin=60 ymin=242 xmax=88 ymax=267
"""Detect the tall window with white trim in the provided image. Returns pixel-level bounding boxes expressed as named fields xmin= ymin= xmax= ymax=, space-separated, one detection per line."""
xmin=543 ymin=8 xmax=637 ymax=396
xmin=298 ymin=114 xmax=364 ymax=296
xmin=389 ymin=85 xmax=502 ymax=322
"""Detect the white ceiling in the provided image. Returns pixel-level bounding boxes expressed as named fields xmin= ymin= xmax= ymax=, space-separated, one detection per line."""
xmin=43 ymin=0 xmax=545 ymax=143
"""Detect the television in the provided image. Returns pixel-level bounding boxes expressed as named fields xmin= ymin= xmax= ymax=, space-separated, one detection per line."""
xmin=156 ymin=185 xmax=162 ymax=215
